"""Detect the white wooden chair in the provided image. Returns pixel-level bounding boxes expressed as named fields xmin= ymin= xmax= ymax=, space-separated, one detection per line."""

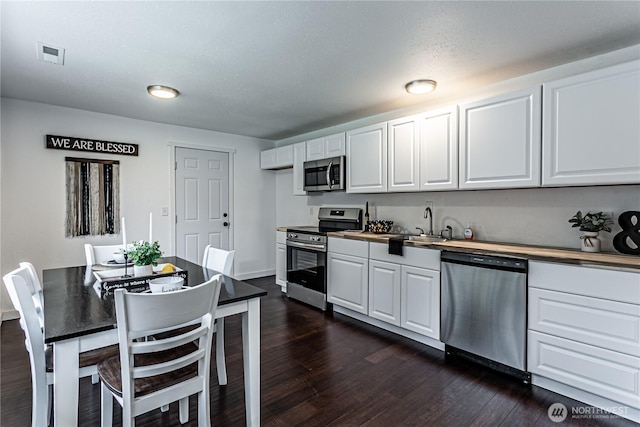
xmin=3 ymin=265 xmax=119 ymax=427
xmin=202 ymin=245 xmax=235 ymax=276
xmin=18 ymin=261 xmax=44 ymax=327
xmin=98 ymin=275 xmax=222 ymax=427
xmin=84 ymin=243 xmax=128 ymax=266
xmin=202 ymin=245 xmax=235 ymax=386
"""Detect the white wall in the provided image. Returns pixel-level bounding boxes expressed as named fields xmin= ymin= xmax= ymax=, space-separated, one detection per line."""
xmin=0 ymin=99 xmax=276 ymax=317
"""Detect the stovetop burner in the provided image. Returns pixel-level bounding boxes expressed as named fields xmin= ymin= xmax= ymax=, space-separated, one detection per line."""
xmin=287 ymin=207 xmax=363 ymax=236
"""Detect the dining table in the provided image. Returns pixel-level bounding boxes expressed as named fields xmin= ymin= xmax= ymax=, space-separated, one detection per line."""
xmin=43 ymin=256 xmax=267 ymax=426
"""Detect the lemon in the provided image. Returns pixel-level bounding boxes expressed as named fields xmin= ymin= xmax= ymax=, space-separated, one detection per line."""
xmin=161 ymin=264 xmax=175 ymax=273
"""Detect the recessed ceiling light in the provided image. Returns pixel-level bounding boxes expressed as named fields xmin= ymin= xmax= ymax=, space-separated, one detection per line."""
xmin=147 ymin=85 xmax=180 ymax=99
xmin=404 ymin=79 xmax=437 ymax=95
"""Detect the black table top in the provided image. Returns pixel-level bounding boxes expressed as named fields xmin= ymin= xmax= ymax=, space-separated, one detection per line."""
xmin=43 ymin=256 xmax=267 ymax=344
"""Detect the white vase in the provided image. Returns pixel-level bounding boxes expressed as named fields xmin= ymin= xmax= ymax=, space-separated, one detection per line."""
xmin=580 ymin=231 xmax=601 ymax=252
xmin=133 ymin=264 xmax=153 ymax=277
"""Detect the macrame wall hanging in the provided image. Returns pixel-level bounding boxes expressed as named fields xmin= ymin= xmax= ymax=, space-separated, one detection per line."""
xmin=65 ymin=157 xmax=120 ymax=237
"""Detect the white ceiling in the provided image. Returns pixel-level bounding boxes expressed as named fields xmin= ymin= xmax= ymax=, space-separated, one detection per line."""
xmin=2 ymin=1 xmax=639 ymax=141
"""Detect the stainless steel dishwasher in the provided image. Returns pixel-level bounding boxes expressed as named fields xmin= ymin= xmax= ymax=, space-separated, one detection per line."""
xmin=440 ymin=251 xmax=530 ymax=382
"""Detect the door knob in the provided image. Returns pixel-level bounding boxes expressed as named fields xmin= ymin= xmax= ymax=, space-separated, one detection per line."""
xmin=223 ymin=222 xmax=229 ymax=227
xmin=223 ymin=213 xmax=228 ymax=218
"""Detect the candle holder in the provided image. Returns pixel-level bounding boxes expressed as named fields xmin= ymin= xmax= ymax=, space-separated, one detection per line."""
xmin=121 ymin=253 xmax=132 ymax=278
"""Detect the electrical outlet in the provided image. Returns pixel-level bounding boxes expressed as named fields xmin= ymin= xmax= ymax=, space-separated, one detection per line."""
xmin=161 ymin=207 xmax=169 ymax=216
xmin=425 ymin=200 xmax=434 ymax=210
xmin=309 ymin=207 xmax=314 ymax=215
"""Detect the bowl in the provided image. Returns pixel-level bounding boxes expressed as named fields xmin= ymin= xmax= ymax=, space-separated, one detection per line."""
xmin=367 ymin=220 xmax=393 ymax=234
xmin=113 ymin=252 xmax=126 ymax=264
xmin=148 ymin=276 xmax=184 ymax=293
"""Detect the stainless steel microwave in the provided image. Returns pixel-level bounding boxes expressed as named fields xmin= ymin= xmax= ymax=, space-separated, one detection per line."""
xmin=303 ymin=156 xmax=345 ymax=192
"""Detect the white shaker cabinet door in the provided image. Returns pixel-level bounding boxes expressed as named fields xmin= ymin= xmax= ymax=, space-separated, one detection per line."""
xmin=400 ymin=265 xmax=440 ymax=339
xmin=305 ymin=137 xmax=325 ymax=161
xmin=346 ymin=122 xmax=388 ymax=193
xmin=459 ymin=86 xmax=542 ymax=189
xmin=324 ymin=132 xmax=346 ymax=157
xmin=275 ymin=243 xmax=287 ymax=290
xmin=368 ymin=260 xmax=401 ymax=325
xmin=418 ymin=106 xmax=459 ymax=191
xmin=542 ymin=60 xmax=640 ymax=186
xmin=327 ymin=252 xmax=369 ymax=314
xmin=292 ymin=142 xmax=306 ymax=195
xmin=388 ymin=116 xmax=419 ymax=192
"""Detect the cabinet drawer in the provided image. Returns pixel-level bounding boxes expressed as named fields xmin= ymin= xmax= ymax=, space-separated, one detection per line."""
xmin=328 ymin=237 xmax=368 ymax=258
xmin=529 ymin=287 xmax=640 ymax=356
xmin=530 ymin=261 xmax=640 ymax=304
xmin=529 ymin=330 xmax=640 ymax=409
xmin=276 ymin=231 xmax=286 ymax=245
xmin=369 ymin=242 xmax=440 ymax=270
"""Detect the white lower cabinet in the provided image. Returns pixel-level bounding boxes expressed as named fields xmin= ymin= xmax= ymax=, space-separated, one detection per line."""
xmin=275 ymin=231 xmax=287 ymax=291
xmin=528 ymin=261 xmax=640 ymax=414
xmin=368 ymin=242 xmax=441 ymax=339
xmin=400 ymin=265 xmax=440 ymax=339
xmin=369 ymin=260 xmax=401 ymax=325
xmin=327 ymin=238 xmax=369 ymax=314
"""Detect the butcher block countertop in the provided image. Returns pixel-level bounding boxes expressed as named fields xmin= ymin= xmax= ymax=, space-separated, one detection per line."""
xmin=327 ymin=230 xmax=640 ymax=271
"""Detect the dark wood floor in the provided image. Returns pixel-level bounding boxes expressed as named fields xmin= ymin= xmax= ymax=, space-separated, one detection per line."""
xmin=1 ymin=276 xmax=635 ymax=426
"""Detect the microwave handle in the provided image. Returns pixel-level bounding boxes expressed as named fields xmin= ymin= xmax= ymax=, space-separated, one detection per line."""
xmin=326 ymin=160 xmax=333 ymax=189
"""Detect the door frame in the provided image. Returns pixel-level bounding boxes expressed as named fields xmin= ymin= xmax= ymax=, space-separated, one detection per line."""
xmin=167 ymin=142 xmax=236 ymax=258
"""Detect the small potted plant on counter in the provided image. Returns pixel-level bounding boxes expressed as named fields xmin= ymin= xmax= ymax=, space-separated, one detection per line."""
xmin=568 ymin=211 xmax=612 ymax=253
xmin=126 ymin=240 xmax=162 ymax=276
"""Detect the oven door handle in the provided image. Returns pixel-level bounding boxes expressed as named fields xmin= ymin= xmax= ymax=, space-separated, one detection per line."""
xmin=287 ymin=241 xmax=327 ymax=251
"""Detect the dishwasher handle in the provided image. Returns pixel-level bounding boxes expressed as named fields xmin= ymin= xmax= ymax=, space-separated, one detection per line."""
xmin=441 ymin=251 xmax=527 ymax=273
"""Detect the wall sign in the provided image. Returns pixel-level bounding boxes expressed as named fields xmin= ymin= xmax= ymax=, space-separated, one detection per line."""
xmin=46 ymin=134 xmax=139 ymax=156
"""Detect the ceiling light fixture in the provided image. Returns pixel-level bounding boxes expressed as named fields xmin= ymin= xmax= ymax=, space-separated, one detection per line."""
xmin=404 ymin=79 xmax=437 ymax=95
xmin=147 ymin=85 xmax=180 ymax=99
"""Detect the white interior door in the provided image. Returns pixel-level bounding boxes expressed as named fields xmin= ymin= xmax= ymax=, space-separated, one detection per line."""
xmin=175 ymin=147 xmax=230 ymax=264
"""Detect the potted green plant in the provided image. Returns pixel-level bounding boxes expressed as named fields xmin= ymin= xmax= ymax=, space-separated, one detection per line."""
xmin=125 ymin=240 xmax=162 ymax=276
xmin=568 ymin=211 xmax=612 ymax=253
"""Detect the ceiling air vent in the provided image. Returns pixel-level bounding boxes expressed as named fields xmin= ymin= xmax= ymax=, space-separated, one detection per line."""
xmin=37 ymin=42 xmax=65 ymax=65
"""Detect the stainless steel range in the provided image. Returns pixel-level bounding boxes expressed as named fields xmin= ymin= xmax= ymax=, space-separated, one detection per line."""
xmin=286 ymin=207 xmax=362 ymax=311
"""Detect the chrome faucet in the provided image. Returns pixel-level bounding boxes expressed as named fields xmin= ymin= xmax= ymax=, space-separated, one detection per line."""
xmin=415 ymin=227 xmax=425 ymax=235
xmin=424 ymin=207 xmax=433 ymax=236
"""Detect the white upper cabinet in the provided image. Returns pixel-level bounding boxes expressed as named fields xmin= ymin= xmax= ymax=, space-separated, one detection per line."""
xmin=388 ymin=116 xmax=420 ymax=192
xmin=418 ymin=106 xmax=459 ymax=191
xmin=260 ymin=145 xmax=294 ymax=170
xmin=346 ymin=122 xmax=388 ymax=193
xmin=305 ymin=132 xmax=346 ymax=161
xmin=292 ymin=142 xmax=306 ymax=195
xmin=459 ymin=86 xmax=542 ymax=189
xmin=325 ymin=133 xmax=346 ymax=158
xmin=542 ymin=60 xmax=640 ymax=186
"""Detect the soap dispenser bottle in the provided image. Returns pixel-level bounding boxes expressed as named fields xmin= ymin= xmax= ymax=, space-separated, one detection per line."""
xmin=464 ymin=222 xmax=474 ymax=240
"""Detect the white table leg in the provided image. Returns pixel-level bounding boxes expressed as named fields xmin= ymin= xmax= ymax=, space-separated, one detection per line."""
xmin=242 ymin=298 xmax=260 ymax=427
xmin=54 ymin=338 xmax=80 ymax=426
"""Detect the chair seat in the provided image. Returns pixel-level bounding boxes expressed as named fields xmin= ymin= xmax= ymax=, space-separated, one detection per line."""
xmin=97 ymin=343 xmax=198 ymax=398
xmin=45 ymin=344 xmax=120 ymax=372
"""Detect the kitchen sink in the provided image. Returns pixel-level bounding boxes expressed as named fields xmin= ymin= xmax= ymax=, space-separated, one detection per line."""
xmin=405 ymin=235 xmax=447 ymax=243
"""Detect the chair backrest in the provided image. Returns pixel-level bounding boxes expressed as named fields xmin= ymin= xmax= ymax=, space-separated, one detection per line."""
xmin=84 ymin=243 xmax=126 ymax=266
xmin=202 ymin=245 xmax=235 ymax=276
xmin=3 ymin=267 xmax=49 ymax=427
xmin=18 ymin=262 xmax=44 ymax=327
xmin=114 ymin=275 xmax=222 ymax=405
